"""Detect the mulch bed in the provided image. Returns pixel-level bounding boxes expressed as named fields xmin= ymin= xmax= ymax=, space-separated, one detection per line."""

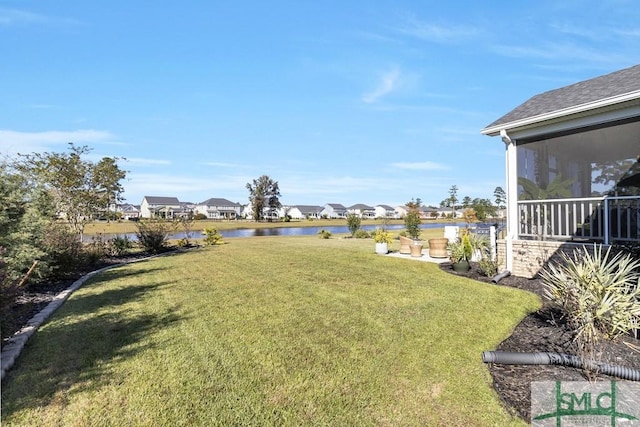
xmin=440 ymin=261 xmax=640 ymax=423
xmin=2 ymin=254 xmax=639 ymax=423
xmin=1 ymin=254 xmax=151 ymax=349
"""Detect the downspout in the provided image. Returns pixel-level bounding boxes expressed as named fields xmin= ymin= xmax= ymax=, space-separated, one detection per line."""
xmin=501 ymin=129 xmax=517 ymax=273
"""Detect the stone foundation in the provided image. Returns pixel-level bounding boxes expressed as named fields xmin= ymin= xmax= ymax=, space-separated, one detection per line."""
xmin=496 ymin=239 xmax=600 ymax=278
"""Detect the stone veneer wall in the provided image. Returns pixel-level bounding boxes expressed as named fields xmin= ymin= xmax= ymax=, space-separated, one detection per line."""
xmin=496 ymin=239 xmax=599 ymax=278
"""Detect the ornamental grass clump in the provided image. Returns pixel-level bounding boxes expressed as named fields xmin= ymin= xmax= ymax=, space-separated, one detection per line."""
xmin=539 ymin=244 xmax=640 ymax=367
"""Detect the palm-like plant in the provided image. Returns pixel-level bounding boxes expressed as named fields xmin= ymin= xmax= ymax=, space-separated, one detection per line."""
xmin=539 ymin=244 xmax=640 ymax=347
xmin=518 ymin=174 xmax=575 ymax=200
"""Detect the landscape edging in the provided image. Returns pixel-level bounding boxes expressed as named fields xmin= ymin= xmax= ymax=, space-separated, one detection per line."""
xmin=0 ymin=255 xmax=160 ymax=381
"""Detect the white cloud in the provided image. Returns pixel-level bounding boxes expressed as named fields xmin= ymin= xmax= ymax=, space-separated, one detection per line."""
xmin=391 ymin=161 xmax=448 ymax=171
xmin=200 ymin=161 xmax=248 ymax=168
xmin=123 ymin=172 xmax=253 ymax=204
xmin=362 ymin=68 xmax=401 ymax=104
xmin=0 ymin=8 xmax=46 ymax=25
xmin=125 ymin=157 xmax=172 ymax=166
xmin=396 ymin=18 xmax=480 ymax=43
xmin=0 ymin=8 xmax=79 ymax=26
xmin=492 ymin=43 xmax=607 ymax=62
xmin=0 ymin=129 xmax=116 ymax=155
xmin=615 ymin=27 xmax=640 ymax=37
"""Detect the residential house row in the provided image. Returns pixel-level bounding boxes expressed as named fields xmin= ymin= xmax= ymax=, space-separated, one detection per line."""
xmin=109 ymin=196 xmax=467 ymax=221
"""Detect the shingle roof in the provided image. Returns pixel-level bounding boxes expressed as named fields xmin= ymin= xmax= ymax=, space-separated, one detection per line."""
xmin=143 ymin=196 xmax=180 ymax=205
xmin=484 ymin=64 xmax=640 ymax=130
xmin=292 ymin=205 xmax=323 ymax=213
xmin=326 ymin=203 xmax=346 ymax=210
xmin=199 ymin=198 xmax=240 ymax=206
xmin=348 ymin=203 xmax=374 ymax=210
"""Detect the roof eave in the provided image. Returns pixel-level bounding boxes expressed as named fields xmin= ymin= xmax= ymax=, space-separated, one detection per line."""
xmin=481 ymin=90 xmax=640 ymax=137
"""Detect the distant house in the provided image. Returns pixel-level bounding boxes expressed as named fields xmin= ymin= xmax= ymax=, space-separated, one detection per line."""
xmin=421 ymin=206 xmax=439 ymax=219
xmin=244 ymin=203 xmax=285 ymax=220
xmin=195 ymin=198 xmax=242 ymax=220
xmin=140 ymin=196 xmax=187 ymax=219
xmin=117 ymin=203 xmax=140 ymax=220
xmin=348 ymin=204 xmax=376 ymax=219
xmin=436 ymin=207 xmax=463 ymax=219
xmin=287 ymin=205 xmax=324 ymax=220
xmin=374 ymin=204 xmax=396 ymax=219
xmin=395 ymin=205 xmax=409 ymax=218
xmin=322 ymin=203 xmax=348 ymax=219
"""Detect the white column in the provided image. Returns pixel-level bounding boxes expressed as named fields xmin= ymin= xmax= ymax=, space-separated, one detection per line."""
xmin=505 ymin=136 xmax=518 ymax=272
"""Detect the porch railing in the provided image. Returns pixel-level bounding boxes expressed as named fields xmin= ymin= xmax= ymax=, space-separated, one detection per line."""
xmin=518 ymin=196 xmax=640 ymax=244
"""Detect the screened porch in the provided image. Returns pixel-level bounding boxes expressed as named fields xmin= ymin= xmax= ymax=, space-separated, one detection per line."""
xmin=515 ymin=117 xmax=640 ymax=244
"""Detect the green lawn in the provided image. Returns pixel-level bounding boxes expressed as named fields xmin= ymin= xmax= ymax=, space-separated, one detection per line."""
xmin=1 ymin=236 xmax=540 ymax=426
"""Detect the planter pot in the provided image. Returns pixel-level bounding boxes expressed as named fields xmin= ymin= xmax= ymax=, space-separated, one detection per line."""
xmin=410 ymin=243 xmax=423 ymax=257
xmin=375 ymin=242 xmax=389 ymax=254
xmin=428 ymin=238 xmax=449 ymax=258
xmin=451 ymin=260 xmax=470 ymax=273
xmin=398 ymin=235 xmax=412 ymax=254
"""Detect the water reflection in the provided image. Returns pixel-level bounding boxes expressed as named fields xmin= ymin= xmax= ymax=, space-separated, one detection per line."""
xmin=89 ymin=222 xmax=468 ymax=241
xmin=218 ymin=223 xmax=465 ymax=238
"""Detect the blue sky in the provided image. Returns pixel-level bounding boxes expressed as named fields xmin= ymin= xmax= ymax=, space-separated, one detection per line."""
xmin=1 ymin=1 xmax=639 ymax=207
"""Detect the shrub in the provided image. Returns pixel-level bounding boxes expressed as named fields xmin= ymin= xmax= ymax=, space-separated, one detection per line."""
xmin=468 ymin=233 xmax=489 ymax=258
xmin=404 ymin=210 xmax=421 ymax=240
xmin=539 ymin=244 xmax=640 ymax=366
xmin=478 ymin=258 xmax=498 ymax=277
xmin=193 ymin=213 xmax=207 ymax=220
xmin=353 ymin=229 xmax=370 ymax=239
xmin=135 ymin=219 xmax=176 ymax=253
xmin=107 ymin=235 xmax=133 ymax=256
xmin=85 ymin=234 xmax=108 ymax=264
xmin=203 ymin=227 xmax=223 ymax=246
xmin=317 ymin=229 xmax=332 ymax=239
xmin=346 ymin=214 xmax=362 ymax=236
xmin=42 ymin=223 xmax=86 ymax=279
xmin=373 ymin=228 xmax=393 ymax=244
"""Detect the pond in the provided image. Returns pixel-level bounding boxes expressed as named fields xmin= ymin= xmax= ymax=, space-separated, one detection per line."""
xmin=89 ymin=222 xmax=469 ymax=242
xmin=217 ymin=222 xmax=467 ymax=238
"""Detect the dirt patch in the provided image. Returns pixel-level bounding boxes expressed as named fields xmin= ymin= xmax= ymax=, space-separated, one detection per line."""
xmin=440 ymin=261 xmax=640 ymax=423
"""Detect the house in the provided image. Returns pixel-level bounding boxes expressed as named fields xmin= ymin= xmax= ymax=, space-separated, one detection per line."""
xmin=347 ymin=204 xmax=376 ymax=219
xmin=117 ymin=203 xmax=140 ymax=220
xmin=421 ymin=206 xmax=439 ymax=219
xmin=394 ymin=205 xmax=409 ymax=218
xmin=243 ymin=203 xmax=285 ymax=220
xmin=140 ymin=196 xmax=187 ymax=219
xmin=287 ymin=205 xmax=324 ymax=220
xmin=436 ymin=207 xmax=462 ymax=219
xmin=322 ymin=203 xmax=348 ymax=219
xmin=482 ymin=64 xmax=640 ymax=278
xmin=195 ymin=198 xmax=242 ymax=220
xmin=374 ymin=204 xmax=396 ymax=219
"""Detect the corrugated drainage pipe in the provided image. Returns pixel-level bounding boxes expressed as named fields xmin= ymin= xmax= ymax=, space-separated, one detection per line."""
xmin=482 ymin=351 xmax=640 ymax=381
xmin=491 ymin=270 xmax=510 ymax=283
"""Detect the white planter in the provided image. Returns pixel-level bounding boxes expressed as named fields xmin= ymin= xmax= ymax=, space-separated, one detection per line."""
xmin=375 ymin=242 xmax=389 ymax=254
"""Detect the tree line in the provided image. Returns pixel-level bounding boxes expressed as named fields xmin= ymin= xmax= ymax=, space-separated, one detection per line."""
xmin=437 ymin=184 xmax=506 ymax=222
xmin=1 ymin=144 xmax=127 ymax=309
